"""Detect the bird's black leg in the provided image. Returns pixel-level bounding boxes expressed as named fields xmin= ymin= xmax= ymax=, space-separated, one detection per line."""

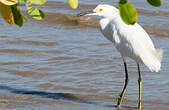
xmin=137 ymin=63 xmax=142 ymax=110
xmin=117 ymin=61 xmax=129 ymax=108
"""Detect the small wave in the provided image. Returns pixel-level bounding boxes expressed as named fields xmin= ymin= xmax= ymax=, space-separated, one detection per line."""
xmin=0 ymin=49 xmax=62 ymax=54
xmin=143 ymin=26 xmax=169 ymax=38
xmin=0 ymin=62 xmax=31 ymax=65
xmin=8 ymin=70 xmax=37 ymax=77
xmin=6 ymin=40 xmax=57 ymax=46
xmin=137 ymin=8 xmax=169 ymax=17
xmin=48 ymin=56 xmax=76 ymax=61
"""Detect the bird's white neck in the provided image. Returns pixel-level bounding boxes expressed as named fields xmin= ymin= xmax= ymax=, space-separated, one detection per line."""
xmin=103 ymin=14 xmax=125 ymax=27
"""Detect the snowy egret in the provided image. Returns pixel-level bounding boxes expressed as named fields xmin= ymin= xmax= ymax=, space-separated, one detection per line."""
xmin=77 ymin=4 xmax=163 ymax=109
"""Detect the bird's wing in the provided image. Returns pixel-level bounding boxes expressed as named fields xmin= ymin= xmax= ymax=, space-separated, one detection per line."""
xmin=118 ymin=23 xmax=155 ymax=51
xmin=133 ymin=24 xmax=155 ymax=50
xmin=114 ymin=23 xmax=162 ymax=72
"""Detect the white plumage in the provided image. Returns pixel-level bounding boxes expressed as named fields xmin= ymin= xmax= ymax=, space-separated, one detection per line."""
xmin=96 ymin=4 xmax=163 ymax=72
xmin=77 ymin=4 xmax=163 ymax=109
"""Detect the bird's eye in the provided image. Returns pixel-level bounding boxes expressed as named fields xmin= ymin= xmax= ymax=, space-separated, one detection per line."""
xmin=99 ymin=8 xmax=103 ymax=12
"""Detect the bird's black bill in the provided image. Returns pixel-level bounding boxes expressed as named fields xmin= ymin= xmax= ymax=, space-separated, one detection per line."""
xmin=76 ymin=11 xmax=94 ymax=17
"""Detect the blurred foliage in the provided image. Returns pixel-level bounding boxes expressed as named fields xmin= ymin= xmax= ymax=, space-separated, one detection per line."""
xmin=28 ymin=0 xmax=46 ymax=5
xmin=27 ymin=7 xmax=45 ymax=20
xmin=68 ymin=0 xmax=78 ymax=9
xmin=147 ymin=0 xmax=162 ymax=7
xmin=0 ymin=0 xmax=46 ymax=27
xmin=119 ymin=0 xmax=138 ymax=25
xmin=0 ymin=0 xmax=17 ymax=5
xmin=118 ymin=0 xmax=161 ymax=24
xmin=0 ymin=3 xmax=14 ymax=24
xmin=0 ymin=0 xmax=162 ymax=26
xmin=11 ymin=4 xmax=23 ymax=26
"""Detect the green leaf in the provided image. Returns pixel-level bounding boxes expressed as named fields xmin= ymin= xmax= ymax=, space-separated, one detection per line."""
xmin=119 ymin=0 xmax=127 ymax=4
xmin=147 ymin=0 xmax=162 ymax=7
xmin=22 ymin=15 xmax=28 ymax=21
xmin=11 ymin=4 xmax=24 ymax=27
xmin=19 ymin=0 xmax=26 ymax=3
xmin=68 ymin=0 xmax=78 ymax=9
xmin=27 ymin=7 xmax=45 ymax=20
xmin=28 ymin=0 xmax=46 ymax=5
xmin=119 ymin=1 xmax=138 ymax=25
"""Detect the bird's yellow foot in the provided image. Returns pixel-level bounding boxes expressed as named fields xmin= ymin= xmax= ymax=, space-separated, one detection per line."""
xmin=138 ymin=102 xmax=141 ymax=110
xmin=138 ymin=77 xmax=142 ymax=110
xmin=117 ymin=95 xmax=122 ymax=108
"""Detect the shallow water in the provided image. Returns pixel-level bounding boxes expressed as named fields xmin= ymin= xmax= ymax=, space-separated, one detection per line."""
xmin=0 ymin=0 xmax=169 ymax=110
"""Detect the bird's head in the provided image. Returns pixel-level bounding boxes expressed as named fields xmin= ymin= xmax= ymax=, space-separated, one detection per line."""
xmin=77 ymin=4 xmax=119 ymax=19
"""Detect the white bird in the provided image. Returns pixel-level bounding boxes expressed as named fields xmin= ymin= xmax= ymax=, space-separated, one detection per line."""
xmin=77 ymin=4 xmax=163 ymax=109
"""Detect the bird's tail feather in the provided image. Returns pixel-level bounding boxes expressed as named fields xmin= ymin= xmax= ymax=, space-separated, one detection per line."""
xmin=146 ymin=61 xmax=161 ymax=72
xmin=153 ymin=49 xmax=163 ymax=62
xmin=142 ymin=49 xmax=163 ymax=72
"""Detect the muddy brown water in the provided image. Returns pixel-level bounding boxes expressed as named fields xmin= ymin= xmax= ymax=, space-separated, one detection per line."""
xmin=0 ymin=1 xmax=169 ymax=110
